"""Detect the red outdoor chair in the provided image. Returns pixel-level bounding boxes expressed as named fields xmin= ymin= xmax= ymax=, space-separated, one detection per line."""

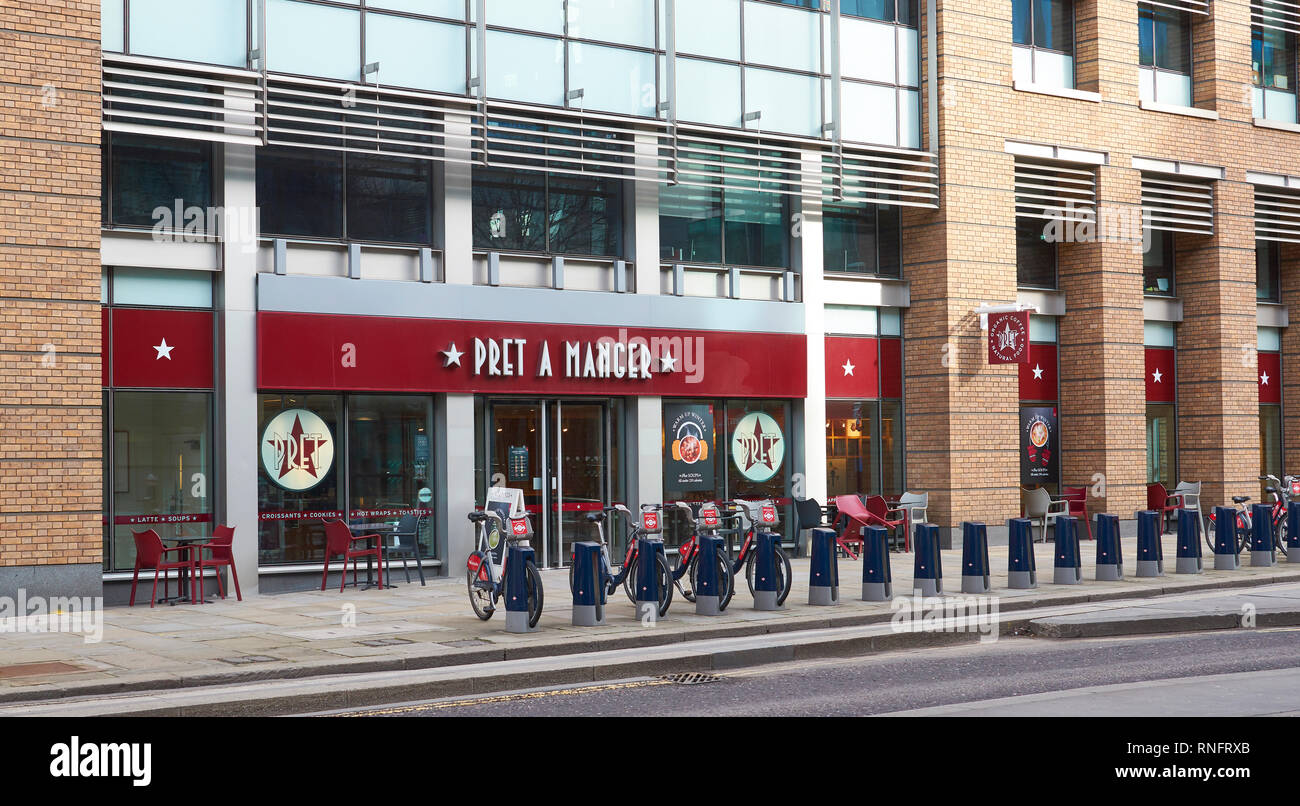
xmin=1147 ymin=483 xmax=1183 ymax=533
xmin=321 ymin=519 xmax=384 ymax=592
xmin=194 ymin=524 xmax=241 ymax=602
xmin=866 ymin=495 xmax=910 ymax=552
xmin=1061 ymin=486 xmax=1094 ymax=541
xmin=129 ymin=529 xmax=195 ymax=608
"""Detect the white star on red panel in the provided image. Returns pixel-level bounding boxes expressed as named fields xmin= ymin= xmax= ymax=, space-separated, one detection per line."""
xmin=842 ymin=359 xmax=855 ymax=377
xmin=1033 ymin=364 xmax=1044 ymax=380
xmin=154 ymin=338 xmax=174 ymax=360
xmin=1152 ymin=369 xmax=1163 ymax=384
xmin=1261 ymin=372 xmax=1270 ymax=386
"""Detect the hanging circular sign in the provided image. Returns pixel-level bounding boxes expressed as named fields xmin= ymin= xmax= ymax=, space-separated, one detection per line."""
xmin=260 ymin=408 xmax=335 ymax=492
xmin=731 ymin=412 xmax=785 ymax=483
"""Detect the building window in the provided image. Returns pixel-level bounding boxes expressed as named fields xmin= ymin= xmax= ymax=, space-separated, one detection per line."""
xmin=1146 ymin=403 xmax=1176 ymax=486
xmin=1138 ymin=5 xmax=1193 ymax=107
xmin=257 ymin=147 xmax=433 ymax=246
xmin=660 ymin=182 xmax=789 ymax=270
xmin=1253 ymin=23 xmax=1298 ymax=123
xmin=1258 ymin=240 xmax=1282 ymax=301
xmin=1016 ymin=217 xmax=1057 ymax=289
xmin=842 ymin=0 xmax=919 ymax=25
xmin=1012 ymin=0 xmax=1076 ymax=89
xmin=823 ymin=204 xmax=903 ymax=277
xmin=472 ymin=169 xmax=624 ymax=258
xmin=1144 ymin=229 xmax=1176 ymax=296
xmin=104 ymin=133 xmax=213 ymax=230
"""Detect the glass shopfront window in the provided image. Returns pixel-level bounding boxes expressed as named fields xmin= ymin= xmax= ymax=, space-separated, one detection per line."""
xmin=258 ymin=394 xmax=344 ymax=565
xmin=825 ymin=400 xmax=905 ymax=500
xmin=348 ymin=395 xmax=436 ymax=559
xmin=1146 ymin=403 xmax=1176 ymax=486
xmin=1261 ymin=404 xmax=1283 ymax=497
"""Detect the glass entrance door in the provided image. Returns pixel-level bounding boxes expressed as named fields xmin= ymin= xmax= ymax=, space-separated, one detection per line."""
xmin=487 ymin=399 xmax=613 ymax=569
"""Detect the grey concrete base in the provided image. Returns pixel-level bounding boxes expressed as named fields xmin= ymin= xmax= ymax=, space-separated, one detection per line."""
xmin=912 ymin=579 xmax=942 ymax=597
xmin=571 ymin=604 xmax=605 ymax=627
xmin=0 ymin=564 xmax=102 ymax=602
xmin=1214 ymin=553 xmax=1240 ymax=571
xmin=635 ymin=599 xmax=660 ymax=623
xmin=808 ymin=585 xmax=838 ymax=606
xmin=1053 ymin=567 xmax=1081 ymax=585
xmin=1008 ymin=571 xmax=1037 ymax=589
xmin=1251 ymin=551 xmax=1276 ymax=568
xmin=695 ymin=594 xmax=721 ymax=616
xmin=1175 ymin=557 xmax=1203 ymax=574
xmin=862 ymin=582 xmax=893 ymax=602
xmin=1289 ymin=549 xmax=1300 ymax=564
xmin=1136 ymin=561 xmax=1164 ymax=578
xmin=752 ymin=590 xmax=780 ymax=611
xmin=505 ymin=610 xmax=536 ymax=633
xmin=1095 ymin=564 xmax=1122 ymax=581
xmin=961 ymin=575 xmax=990 ymax=594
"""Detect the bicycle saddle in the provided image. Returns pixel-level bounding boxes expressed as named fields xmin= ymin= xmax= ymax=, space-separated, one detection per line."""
xmin=1265 ymin=486 xmax=1277 ymax=495
xmin=1232 ymin=496 xmax=1251 ymax=504
xmin=584 ymin=512 xmax=604 ymax=523
xmin=467 ymin=511 xmax=490 ymax=522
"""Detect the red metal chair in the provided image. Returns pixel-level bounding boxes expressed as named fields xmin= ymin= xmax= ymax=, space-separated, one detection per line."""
xmin=129 ymin=529 xmax=195 ymax=608
xmin=194 ymin=524 xmax=241 ymax=602
xmin=866 ymin=495 xmax=910 ymax=552
xmin=321 ymin=519 xmax=384 ymax=592
xmin=830 ymin=495 xmax=872 ymax=559
xmin=1061 ymin=486 xmax=1093 ymax=541
xmin=1147 ymin=483 xmax=1183 ymax=533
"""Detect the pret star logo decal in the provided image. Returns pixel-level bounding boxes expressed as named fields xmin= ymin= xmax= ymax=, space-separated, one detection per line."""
xmin=1032 ymin=364 xmax=1044 ymax=380
xmin=441 ymin=343 xmax=464 ymax=367
xmin=260 ymin=408 xmax=335 ymax=492
xmin=731 ymin=412 xmax=785 ymax=483
xmin=1152 ymin=368 xmax=1163 ymax=384
xmin=842 ymin=359 xmax=856 ymax=377
xmin=1261 ymin=371 xmax=1270 ymax=386
xmin=154 ymin=338 xmax=174 ymax=360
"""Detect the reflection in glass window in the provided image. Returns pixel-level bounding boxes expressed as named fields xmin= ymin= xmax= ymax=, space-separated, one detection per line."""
xmin=824 ymin=204 xmax=902 ymax=276
xmin=1254 ymin=25 xmax=1298 ymax=121
xmin=826 ymin=400 xmax=877 ymax=498
xmin=349 ymin=395 xmax=436 ymax=560
xmin=106 ymin=134 xmax=213 ymax=229
xmin=842 ymin=0 xmax=918 ymax=25
xmin=1257 ymin=239 xmax=1281 ymax=301
xmin=1139 ymin=6 xmax=1192 ymax=106
xmin=472 ymin=169 xmax=624 ymax=257
xmin=257 ymin=148 xmax=344 ymax=240
xmin=1012 ymin=0 xmax=1075 ymax=88
xmin=1146 ymin=403 xmax=1176 ymax=486
xmin=1143 ymin=229 xmax=1175 ymax=295
xmin=346 ymin=156 xmax=433 ymax=244
xmin=1017 ymin=217 xmax=1057 ymax=289
xmin=1261 ymin=404 xmax=1282 ymax=499
xmin=266 ymin=0 xmax=361 ymax=82
xmin=660 ymin=181 xmax=789 ymax=269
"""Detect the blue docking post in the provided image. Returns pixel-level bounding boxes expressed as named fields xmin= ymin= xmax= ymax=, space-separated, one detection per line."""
xmin=1289 ymin=502 xmax=1300 ymax=565
xmin=752 ymin=531 xmax=783 ymax=610
xmin=1052 ymin=515 xmax=1081 ymax=585
xmin=1094 ymin=513 xmax=1123 ymax=581
xmin=1176 ymin=508 xmax=1203 ymax=574
xmin=1213 ymin=506 xmax=1240 ymax=570
xmin=505 ymin=543 xmax=537 ymax=633
xmin=694 ymin=535 xmax=726 ymax=615
xmin=808 ymin=528 xmax=840 ymax=606
xmin=634 ymin=536 xmax=667 ymax=622
xmin=861 ymin=525 xmax=893 ymax=601
xmin=1136 ymin=510 xmax=1164 ymax=577
xmin=912 ymin=523 xmax=943 ymax=596
xmin=1007 ymin=517 xmax=1038 ymax=589
xmin=960 ymin=522 xmax=990 ymax=594
xmin=570 ymin=542 xmax=606 ymax=627
xmin=1250 ymin=503 xmax=1276 ymax=568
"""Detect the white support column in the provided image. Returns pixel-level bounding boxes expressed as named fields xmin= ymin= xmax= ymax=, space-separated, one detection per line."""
xmin=441 ymin=112 xmax=476 ymax=285
xmin=634 ymin=396 xmax=664 ymax=510
xmin=439 ymin=394 xmax=478 ymax=569
xmin=632 ymin=131 xmax=662 ymax=295
xmin=219 ymin=140 xmax=261 ymax=595
xmin=800 ymin=151 xmax=828 ymax=508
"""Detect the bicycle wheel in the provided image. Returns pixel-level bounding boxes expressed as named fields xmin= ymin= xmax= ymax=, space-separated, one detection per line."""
xmin=676 ymin=552 xmax=698 ymax=603
xmin=1276 ymin=515 xmax=1289 ymax=557
xmin=466 ymin=553 xmax=495 ymax=621
xmin=775 ymin=547 xmax=793 ymax=606
xmin=525 ymin=560 xmax=544 ymax=629
xmin=1235 ymin=514 xmax=1251 ymax=554
xmin=621 ymin=554 xmax=638 ymax=605
xmin=1202 ymin=515 xmax=1216 ymax=552
xmin=719 ymin=554 xmax=737 ymax=611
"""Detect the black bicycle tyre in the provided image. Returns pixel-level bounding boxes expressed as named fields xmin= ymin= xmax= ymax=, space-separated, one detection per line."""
xmin=654 ymin=551 xmax=673 ymax=617
xmin=467 ymin=554 xmax=495 ymax=621
xmin=677 ymin=551 xmax=698 ymax=603
xmin=775 ymin=547 xmax=793 ymax=606
xmin=525 ymin=559 xmax=544 ymax=629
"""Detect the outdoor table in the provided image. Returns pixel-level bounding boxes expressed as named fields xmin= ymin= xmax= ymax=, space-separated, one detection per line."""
xmin=159 ymin=535 xmax=213 ymax=605
xmin=345 ymin=522 xmax=398 ymax=590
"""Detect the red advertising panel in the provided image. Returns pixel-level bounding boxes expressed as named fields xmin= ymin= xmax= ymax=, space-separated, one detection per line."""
xmin=880 ymin=337 xmax=903 ymax=399
xmin=110 ymin=308 xmax=214 ymax=389
xmin=824 ymin=336 xmax=879 ymax=399
xmin=257 ymin=312 xmax=807 ymax=398
xmin=1018 ymin=343 xmax=1059 ymax=401
xmin=1259 ymin=352 xmax=1281 ymax=404
xmin=988 ymin=311 xmax=1031 ymax=365
xmin=1145 ymin=347 xmax=1176 ymax=403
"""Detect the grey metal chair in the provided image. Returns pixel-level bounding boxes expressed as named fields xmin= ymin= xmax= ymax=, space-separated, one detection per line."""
xmin=1023 ymin=486 xmax=1068 ymax=543
xmin=384 ymin=513 xmax=427 ymax=586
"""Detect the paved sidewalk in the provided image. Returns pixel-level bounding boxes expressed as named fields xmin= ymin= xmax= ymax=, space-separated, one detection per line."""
xmin=0 ymin=534 xmax=1296 ymax=707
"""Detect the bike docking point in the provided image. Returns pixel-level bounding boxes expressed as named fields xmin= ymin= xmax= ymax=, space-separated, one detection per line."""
xmin=1213 ymin=506 xmax=1240 ymax=570
xmin=570 ymin=542 xmax=606 ymax=627
xmin=694 ymin=535 xmax=726 ymax=615
xmin=1135 ymin=510 xmax=1165 ymax=578
xmin=861 ymin=524 xmax=893 ymax=602
xmin=1007 ymin=518 xmax=1038 ymax=589
xmin=1175 ymin=508 xmax=1203 ymax=574
xmin=1250 ymin=503 xmax=1277 ymax=568
xmin=1289 ymin=502 xmax=1300 ymax=564
xmin=752 ymin=531 xmax=783 ymax=611
xmin=912 ymin=523 xmax=943 ymax=597
xmin=808 ymin=528 xmax=840 ymax=606
xmin=634 ymin=536 xmax=668 ymax=623
xmin=505 ymin=543 xmax=538 ymax=634
xmin=1052 ymin=515 xmax=1082 ymax=585
xmin=960 ymin=522 xmax=991 ymax=594
xmin=1094 ymin=513 xmax=1124 ymax=581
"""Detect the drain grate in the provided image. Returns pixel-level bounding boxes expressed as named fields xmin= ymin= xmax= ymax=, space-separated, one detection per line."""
xmin=440 ymin=639 xmax=492 ymax=648
xmin=217 ymin=655 xmax=280 ymax=666
xmin=656 ymin=672 xmax=723 ymax=686
xmin=356 ymin=637 xmax=413 ymax=647
xmin=0 ymin=662 xmax=85 ymax=679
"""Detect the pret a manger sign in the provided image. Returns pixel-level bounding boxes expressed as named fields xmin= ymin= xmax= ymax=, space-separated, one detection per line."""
xmin=471 ymin=337 xmax=655 ymax=380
